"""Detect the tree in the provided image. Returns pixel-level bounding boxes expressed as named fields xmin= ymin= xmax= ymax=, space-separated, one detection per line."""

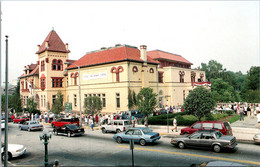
xmin=27 ymin=97 xmax=37 ymax=115
xmin=9 ymin=80 xmax=22 ymax=112
xmin=184 ymin=87 xmax=215 ymax=121
xmin=51 ymin=90 xmax=64 ymax=115
xmin=137 ymin=87 xmax=157 ymax=125
xmin=128 ymin=88 xmax=137 ymax=110
xmin=84 ymin=96 xmax=102 ymax=116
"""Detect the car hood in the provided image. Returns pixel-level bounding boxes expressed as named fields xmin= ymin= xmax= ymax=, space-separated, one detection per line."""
xmin=1 ymin=144 xmax=25 ymax=152
xmin=219 ymin=135 xmax=235 ymax=141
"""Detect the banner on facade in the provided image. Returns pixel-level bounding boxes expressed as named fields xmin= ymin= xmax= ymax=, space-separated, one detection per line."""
xmin=193 ymin=82 xmax=211 ymax=87
xmin=83 ymin=72 xmax=107 ymax=80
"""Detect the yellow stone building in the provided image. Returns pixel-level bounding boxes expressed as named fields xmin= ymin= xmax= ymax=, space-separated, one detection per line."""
xmin=19 ymin=30 xmax=209 ymax=114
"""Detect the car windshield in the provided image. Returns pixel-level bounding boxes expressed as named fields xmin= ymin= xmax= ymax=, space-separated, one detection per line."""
xmin=142 ymin=128 xmax=152 ymax=134
xmin=215 ymin=131 xmax=223 ymax=139
xmin=67 ymin=124 xmax=79 ymax=130
xmin=30 ymin=122 xmax=38 ymax=124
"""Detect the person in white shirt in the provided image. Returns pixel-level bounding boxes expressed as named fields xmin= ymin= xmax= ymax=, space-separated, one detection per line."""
xmin=257 ymin=110 xmax=260 ymax=129
xmin=172 ymin=118 xmax=177 ymax=132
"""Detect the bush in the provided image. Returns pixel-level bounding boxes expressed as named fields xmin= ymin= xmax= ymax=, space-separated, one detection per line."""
xmin=228 ymin=114 xmax=240 ymax=124
xmin=148 ymin=112 xmax=186 ymax=125
xmin=226 ymin=110 xmax=234 ymax=116
xmin=176 ymin=115 xmax=198 ymax=126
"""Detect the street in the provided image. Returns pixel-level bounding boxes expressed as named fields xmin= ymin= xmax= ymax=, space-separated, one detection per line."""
xmin=4 ymin=123 xmax=260 ymax=166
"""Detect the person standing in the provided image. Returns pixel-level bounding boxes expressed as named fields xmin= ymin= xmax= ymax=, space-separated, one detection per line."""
xmin=172 ymin=118 xmax=177 ymax=132
xmin=89 ymin=116 xmax=94 ymax=131
xmin=257 ymin=110 xmax=260 ymax=129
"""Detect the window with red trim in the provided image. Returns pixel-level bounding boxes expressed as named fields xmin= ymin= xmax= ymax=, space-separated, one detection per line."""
xmin=40 ymin=76 xmax=46 ymax=91
xmin=52 ymin=77 xmax=63 ymax=88
xmin=52 ymin=59 xmax=63 ymax=71
xmin=41 ymin=60 xmax=45 ymax=71
xmin=21 ymin=81 xmax=24 ymax=90
xmin=158 ymin=72 xmax=164 ymax=83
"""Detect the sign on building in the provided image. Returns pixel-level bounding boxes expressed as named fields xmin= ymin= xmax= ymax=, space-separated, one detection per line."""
xmin=83 ymin=72 xmax=107 ymax=80
xmin=65 ymin=102 xmax=72 ymax=113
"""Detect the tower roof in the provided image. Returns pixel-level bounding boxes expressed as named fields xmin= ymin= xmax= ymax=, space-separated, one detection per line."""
xmin=36 ymin=30 xmax=70 ymax=54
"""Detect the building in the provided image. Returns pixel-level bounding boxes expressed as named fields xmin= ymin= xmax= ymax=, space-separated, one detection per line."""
xmin=19 ymin=30 xmax=210 ymax=114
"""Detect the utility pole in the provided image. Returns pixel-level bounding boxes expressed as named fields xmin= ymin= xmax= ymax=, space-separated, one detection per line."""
xmin=0 ymin=1 xmax=2 ymax=166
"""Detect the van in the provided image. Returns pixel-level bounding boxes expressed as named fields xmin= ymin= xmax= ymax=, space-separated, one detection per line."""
xmin=180 ymin=121 xmax=232 ymax=136
xmin=101 ymin=119 xmax=132 ymax=133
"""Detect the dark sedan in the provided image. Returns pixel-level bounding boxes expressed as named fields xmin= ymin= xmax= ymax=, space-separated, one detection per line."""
xmin=171 ymin=130 xmax=237 ymax=153
xmin=53 ymin=124 xmax=85 ymax=137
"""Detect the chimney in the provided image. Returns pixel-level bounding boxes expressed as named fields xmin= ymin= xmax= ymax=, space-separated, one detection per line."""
xmin=140 ymin=45 xmax=147 ymax=62
xmin=45 ymin=41 xmax=49 ymax=48
xmin=37 ymin=45 xmax=40 ymax=50
xmin=66 ymin=43 xmax=69 ymax=50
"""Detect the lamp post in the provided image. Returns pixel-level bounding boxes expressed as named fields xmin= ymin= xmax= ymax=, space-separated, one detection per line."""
xmin=39 ymin=129 xmax=52 ymax=167
xmin=64 ymin=62 xmax=82 ymax=127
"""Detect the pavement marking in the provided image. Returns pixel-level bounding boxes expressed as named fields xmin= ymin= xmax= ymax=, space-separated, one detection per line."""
xmin=118 ymin=145 xmax=260 ymax=165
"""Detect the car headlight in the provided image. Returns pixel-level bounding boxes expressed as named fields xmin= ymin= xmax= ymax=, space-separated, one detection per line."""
xmin=16 ymin=146 xmax=25 ymax=152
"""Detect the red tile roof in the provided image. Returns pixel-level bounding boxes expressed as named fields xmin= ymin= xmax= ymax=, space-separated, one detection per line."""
xmin=19 ymin=64 xmax=39 ymax=78
xmin=147 ymin=50 xmax=193 ymax=65
xmin=36 ymin=30 xmax=70 ymax=54
xmin=67 ymin=46 xmax=158 ymax=69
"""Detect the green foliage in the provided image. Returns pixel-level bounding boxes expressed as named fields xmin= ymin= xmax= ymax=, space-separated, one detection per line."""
xmin=147 ymin=112 xmax=187 ymax=125
xmin=51 ymin=91 xmax=64 ymax=115
xmin=9 ymin=80 xmax=22 ymax=112
xmin=228 ymin=114 xmax=240 ymax=124
xmin=137 ymin=87 xmax=157 ymax=117
xmin=27 ymin=97 xmax=37 ymax=114
xmin=128 ymin=89 xmax=137 ymax=110
xmin=183 ymin=87 xmax=216 ymax=121
xmin=226 ymin=110 xmax=233 ymax=116
xmin=84 ymin=96 xmax=102 ymax=116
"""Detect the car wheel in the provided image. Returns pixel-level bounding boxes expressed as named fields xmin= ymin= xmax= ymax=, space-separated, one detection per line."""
xmin=116 ymin=129 xmax=121 ymax=133
xmin=28 ymin=128 xmax=31 ymax=132
xmin=140 ymin=139 xmax=146 ymax=146
xmin=116 ymin=137 xmax=122 ymax=144
xmin=178 ymin=142 xmax=185 ymax=149
xmin=213 ymin=145 xmax=221 ymax=153
xmin=54 ymin=130 xmax=58 ymax=136
xmin=2 ymin=152 xmax=12 ymax=161
xmin=67 ymin=132 xmax=71 ymax=137
xmin=101 ymin=128 xmax=107 ymax=134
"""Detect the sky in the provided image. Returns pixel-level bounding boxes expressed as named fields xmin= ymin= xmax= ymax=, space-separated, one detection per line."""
xmin=0 ymin=1 xmax=259 ymax=84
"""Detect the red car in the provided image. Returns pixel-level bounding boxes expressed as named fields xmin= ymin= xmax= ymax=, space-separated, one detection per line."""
xmin=51 ymin=118 xmax=79 ymax=128
xmin=180 ymin=121 xmax=232 ymax=136
xmin=13 ymin=116 xmax=30 ymax=124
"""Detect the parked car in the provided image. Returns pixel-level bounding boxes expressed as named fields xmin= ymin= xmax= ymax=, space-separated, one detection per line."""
xmin=18 ymin=121 xmax=43 ymax=132
xmin=253 ymin=133 xmax=260 ymax=144
xmin=113 ymin=127 xmax=161 ymax=146
xmin=190 ymin=160 xmax=245 ymax=167
xmin=13 ymin=116 xmax=30 ymax=124
xmin=121 ymin=110 xmax=144 ymax=119
xmin=101 ymin=119 xmax=132 ymax=133
xmin=51 ymin=118 xmax=79 ymax=128
xmin=53 ymin=124 xmax=85 ymax=137
xmin=1 ymin=120 xmax=5 ymax=130
xmin=180 ymin=121 xmax=232 ymax=136
xmin=1 ymin=143 xmax=26 ymax=161
xmin=171 ymin=130 xmax=237 ymax=153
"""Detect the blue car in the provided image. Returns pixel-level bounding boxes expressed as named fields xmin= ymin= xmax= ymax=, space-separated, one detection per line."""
xmin=113 ymin=127 xmax=161 ymax=146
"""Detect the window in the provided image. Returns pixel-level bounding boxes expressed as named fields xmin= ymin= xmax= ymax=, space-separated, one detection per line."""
xmin=21 ymin=81 xmax=24 ymax=90
xmin=116 ymin=93 xmax=120 ymax=108
xmin=74 ymin=94 xmax=77 ymax=107
xmin=102 ymin=94 xmax=106 ymax=107
xmin=52 ymin=77 xmax=63 ymax=88
xmin=202 ymin=123 xmax=213 ymax=129
xmin=52 ymin=59 xmax=57 ymax=70
xmin=190 ymin=133 xmax=201 ymax=139
xmin=179 ymin=71 xmax=185 ymax=83
xmin=57 ymin=60 xmax=63 ymax=70
xmin=40 ymin=75 xmax=46 ymax=91
xmin=52 ymin=95 xmax=56 ymax=104
xmin=41 ymin=95 xmax=43 ymax=107
xmin=84 ymin=94 xmax=88 ymax=101
xmin=133 ymin=130 xmax=142 ymax=135
xmin=214 ymin=123 xmax=223 ymax=130
xmin=158 ymin=72 xmax=163 ymax=83
xmin=192 ymin=123 xmax=201 ymax=129
xmin=44 ymin=95 xmax=46 ymax=107
xmin=126 ymin=129 xmax=134 ymax=135
xmin=183 ymin=90 xmax=185 ymax=102
xmin=41 ymin=60 xmax=45 ymax=71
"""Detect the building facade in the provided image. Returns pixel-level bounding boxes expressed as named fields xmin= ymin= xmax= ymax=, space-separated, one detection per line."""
xmin=19 ymin=30 xmax=210 ymax=114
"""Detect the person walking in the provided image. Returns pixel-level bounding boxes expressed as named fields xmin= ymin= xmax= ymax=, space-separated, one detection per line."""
xmin=89 ymin=116 xmax=94 ymax=131
xmin=172 ymin=118 xmax=177 ymax=132
xmin=257 ymin=110 xmax=260 ymax=129
xmin=239 ymin=106 xmax=244 ymax=121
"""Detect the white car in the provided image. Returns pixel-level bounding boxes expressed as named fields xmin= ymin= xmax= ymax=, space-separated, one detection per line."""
xmin=1 ymin=120 xmax=5 ymax=129
xmin=253 ymin=133 xmax=260 ymax=144
xmin=101 ymin=119 xmax=132 ymax=133
xmin=1 ymin=143 xmax=26 ymax=161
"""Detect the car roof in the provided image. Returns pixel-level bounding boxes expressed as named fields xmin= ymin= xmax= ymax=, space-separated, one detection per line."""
xmin=195 ymin=121 xmax=224 ymax=123
xmin=197 ymin=130 xmax=218 ymax=133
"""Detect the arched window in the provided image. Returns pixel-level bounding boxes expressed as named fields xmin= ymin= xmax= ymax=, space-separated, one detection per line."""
xmin=40 ymin=74 xmax=46 ymax=91
xmin=57 ymin=59 xmax=63 ymax=71
xmin=111 ymin=66 xmax=124 ymax=82
xmin=179 ymin=71 xmax=185 ymax=83
xmin=74 ymin=72 xmax=79 ymax=85
xmin=132 ymin=66 xmax=138 ymax=72
xmin=52 ymin=59 xmax=57 ymax=70
xmin=149 ymin=68 xmax=154 ymax=73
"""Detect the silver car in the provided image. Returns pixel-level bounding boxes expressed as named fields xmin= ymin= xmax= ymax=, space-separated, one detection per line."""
xmin=171 ymin=130 xmax=237 ymax=153
xmin=19 ymin=121 xmax=43 ymax=132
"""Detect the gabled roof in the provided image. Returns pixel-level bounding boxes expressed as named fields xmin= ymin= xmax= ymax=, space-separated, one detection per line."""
xmin=147 ymin=50 xmax=193 ymax=65
xmin=67 ymin=45 xmax=158 ymax=69
xmin=36 ymin=30 xmax=70 ymax=54
xmin=19 ymin=65 xmax=39 ymax=79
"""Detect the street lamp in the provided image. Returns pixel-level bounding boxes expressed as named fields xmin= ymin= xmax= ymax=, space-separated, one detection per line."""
xmin=39 ymin=128 xmax=52 ymax=167
xmin=64 ymin=62 xmax=82 ymax=127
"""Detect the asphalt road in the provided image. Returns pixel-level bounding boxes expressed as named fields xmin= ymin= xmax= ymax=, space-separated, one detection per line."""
xmin=3 ymin=123 xmax=260 ymax=166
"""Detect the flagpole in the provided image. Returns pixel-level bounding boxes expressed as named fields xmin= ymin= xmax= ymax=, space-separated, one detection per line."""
xmin=0 ymin=1 xmax=2 ymax=166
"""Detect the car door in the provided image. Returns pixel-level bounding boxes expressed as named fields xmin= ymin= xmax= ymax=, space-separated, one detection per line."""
xmin=132 ymin=129 xmax=142 ymax=142
xmin=185 ymin=133 xmax=201 ymax=147
xmin=190 ymin=123 xmax=202 ymax=134
xmin=21 ymin=122 xmax=27 ymax=130
xmin=123 ymin=129 xmax=134 ymax=142
xmin=199 ymin=133 xmax=214 ymax=148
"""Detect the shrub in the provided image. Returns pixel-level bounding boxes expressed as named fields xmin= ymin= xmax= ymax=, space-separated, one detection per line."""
xmin=226 ymin=110 xmax=234 ymax=116
xmin=148 ymin=112 xmax=186 ymax=125
xmin=228 ymin=114 xmax=240 ymax=124
xmin=177 ymin=115 xmax=198 ymax=126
